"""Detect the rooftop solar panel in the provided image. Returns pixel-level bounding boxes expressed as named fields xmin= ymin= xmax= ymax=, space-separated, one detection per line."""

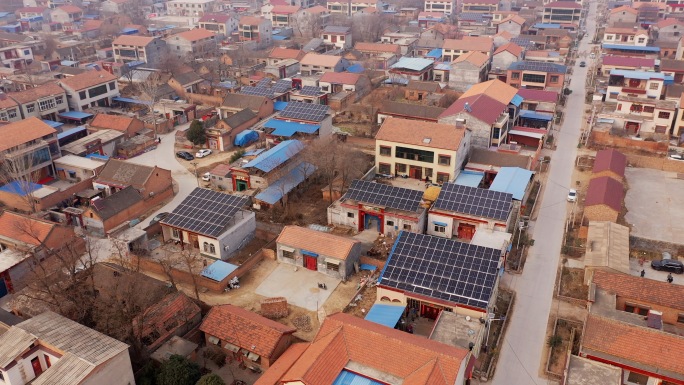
xmin=240 ymin=86 xmax=274 ymax=98
xmin=272 ymin=79 xmax=293 ymax=93
xmin=256 ymin=78 xmax=271 ymax=87
xmin=343 ymin=179 xmax=423 ymax=212
xmin=433 ymin=183 xmax=513 ymax=221
xmin=299 ymin=85 xmax=322 ymax=96
xmin=161 ymin=188 xmax=249 ymax=237
xmin=379 ymin=232 xmax=500 ymax=309
xmin=279 ymin=101 xmax=328 ymax=122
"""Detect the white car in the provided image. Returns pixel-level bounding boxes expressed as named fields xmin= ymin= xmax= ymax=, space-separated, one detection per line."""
xmin=201 ymin=172 xmax=211 ymax=181
xmin=567 ymin=189 xmax=577 ymax=203
xmin=195 ymin=149 xmax=212 ymax=158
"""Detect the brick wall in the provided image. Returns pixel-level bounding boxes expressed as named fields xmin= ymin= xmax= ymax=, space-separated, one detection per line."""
xmin=0 ymin=178 xmax=94 ymax=213
xmin=624 ymin=153 xmax=684 ymax=173
xmin=591 ymin=131 xmax=669 ymax=154
xmin=260 ymin=297 xmax=288 ymax=319
xmin=359 ymin=256 xmax=385 ymax=270
xmin=186 ymin=93 xmax=223 ymax=107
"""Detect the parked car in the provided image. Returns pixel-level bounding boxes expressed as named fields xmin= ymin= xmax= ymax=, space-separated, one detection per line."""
xmin=567 ymin=189 xmax=577 ymax=202
xmin=202 ymin=172 xmax=211 ymax=182
xmin=196 ymin=149 xmax=212 ymax=158
xmin=150 ymin=212 xmax=169 ymax=225
xmin=651 ymin=259 xmax=684 ymax=274
xmin=579 ymin=61 xmax=586 ymax=67
xmin=176 ymin=151 xmax=194 ymax=160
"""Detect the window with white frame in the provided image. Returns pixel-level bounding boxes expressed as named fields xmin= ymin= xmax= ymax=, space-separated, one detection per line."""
xmin=434 ymin=224 xmax=446 ymax=233
xmin=39 ymin=98 xmax=56 ymax=111
xmin=26 ymin=103 xmax=35 ymax=113
xmin=172 ymin=228 xmax=180 ymax=238
xmin=55 ymin=95 xmax=63 ymax=104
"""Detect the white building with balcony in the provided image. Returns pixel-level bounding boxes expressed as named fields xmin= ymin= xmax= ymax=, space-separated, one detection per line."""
xmin=57 ymin=70 xmax=119 ymax=111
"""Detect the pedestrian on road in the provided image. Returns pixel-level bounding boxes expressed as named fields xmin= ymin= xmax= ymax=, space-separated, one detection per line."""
xmin=667 ymin=273 xmax=674 ymax=283
xmin=640 ymin=269 xmax=645 ymax=278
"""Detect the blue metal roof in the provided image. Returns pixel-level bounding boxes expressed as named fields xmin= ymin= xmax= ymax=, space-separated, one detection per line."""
xmin=425 ymin=48 xmax=442 ymax=59
xmin=273 ymin=101 xmax=288 ymax=111
xmin=0 ymin=181 xmax=42 ymax=196
xmin=0 ymin=12 xmax=11 ymax=17
xmin=243 ymin=148 xmax=265 ymax=156
xmin=201 ymin=260 xmax=238 ymax=282
xmin=332 ymin=370 xmax=384 ymax=385
xmin=390 ymin=57 xmax=433 ymax=71
xmin=255 ymin=162 xmax=316 ymax=204
xmin=59 ymin=111 xmax=93 ymax=120
xmin=86 ymin=153 xmax=109 ymax=160
xmin=489 ymin=167 xmax=534 ymax=201
xmin=511 ymin=94 xmax=524 ymax=107
xmin=243 ymin=140 xmax=304 ymax=172
xmin=272 ymin=35 xmax=288 ymax=41
xmin=20 ymin=16 xmax=42 ymax=21
xmin=42 ymin=120 xmax=64 ymax=129
xmin=364 ymin=303 xmax=405 ymax=328
xmin=57 ymin=125 xmax=86 ymax=139
xmin=264 ymin=119 xmax=320 ymax=137
xmin=433 ymin=61 xmax=451 ymax=71
xmin=347 ymin=63 xmax=364 ymax=73
xmin=609 ymin=69 xmax=667 ymax=80
xmin=533 ymin=23 xmax=561 ymax=29
xmin=454 ymin=170 xmax=484 ymax=188
xmin=602 ymin=44 xmax=660 ymax=52
xmin=113 ymin=96 xmax=152 ymax=105
xmin=120 ymin=27 xmax=139 ymax=34
xmin=519 ymin=110 xmax=553 ymax=121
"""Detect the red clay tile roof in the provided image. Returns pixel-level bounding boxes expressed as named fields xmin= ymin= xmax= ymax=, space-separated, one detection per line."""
xmin=112 ymin=35 xmax=155 ymax=46
xmin=452 ymin=51 xmax=490 ymax=67
xmin=515 ymin=88 xmax=559 ymax=103
xmin=6 ymin=82 xmax=64 ymax=104
xmin=17 ymin=7 xmax=47 ymax=13
xmin=585 ymin=176 xmax=623 ymax=212
xmin=90 ymin=114 xmax=137 ymax=133
xmin=0 ymin=117 xmax=56 ymax=153
xmin=462 ymin=78 xmax=519 ymax=104
xmin=253 ymin=343 xmax=308 ymax=385
xmin=319 ymin=72 xmax=361 ymax=85
xmin=656 ymin=18 xmax=684 ymax=29
xmin=0 ymin=211 xmax=56 ymax=247
xmin=592 ymin=270 xmax=684 ymax=312
xmin=544 ymin=1 xmax=581 ymax=9
xmin=592 ymin=149 xmax=626 ymax=177
xmin=277 ymin=226 xmax=359 ymax=261
xmin=439 ymin=94 xmax=507 ymax=124
xmin=199 ymin=305 xmax=295 ymax=359
xmin=300 ymin=53 xmax=342 ymax=67
xmin=610 ymin=5 xmax=637 ymax=14
xmin=272 ymin=5 xmax=300 ymax=13
xmin=268 ymin=47 xmax=305 ymax=60
xmin=376 ymin=117 xmax=466 ymax=151
xmin=240 ymin=15 xmax=266 ymax=25
xmin=56 ymin=5 xmax=82 ymax=13
xmin=59 ymin=70 xmax=117 ymax=91
xmin=0 ymin=95 xmax=19 ymax=109
xmin=582 ymin=314 xmax=684 ymax=379
xmin=354 ymin=42 xmax=401 ymax=54
xmin=281 ymin=313 xmax=468 ymax=385
xmin=172 ymin=28 xmax=216 ymax=42
xmin=494 ymin=42 xmax=523 ymax=57
xmin=133 ymin=292 xmax=200 ymax=348
xmin=602 ymin=55 xmax=655 ymax=68
xmin=443 ymin=36 xmax=494 ymax=52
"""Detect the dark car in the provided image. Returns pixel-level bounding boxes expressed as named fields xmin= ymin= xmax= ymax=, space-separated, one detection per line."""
xmin=150 ymin=212 xmax=168 ymax=225
xmin=176 ymin=151 xmax=194 ymax=160
xmin=651 ymin=259 xmax=684 ymax=274
xmin=579 ymin=61 xmax=586 ymax=67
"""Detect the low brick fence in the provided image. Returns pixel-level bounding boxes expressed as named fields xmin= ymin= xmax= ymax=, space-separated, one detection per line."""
xmin=624 ymin=153 xmax=684 ymax=173
xmin=359 ymin=256 xmax=386 ymax=270
xmin=590 ymin=131 xmax=668 ymax=154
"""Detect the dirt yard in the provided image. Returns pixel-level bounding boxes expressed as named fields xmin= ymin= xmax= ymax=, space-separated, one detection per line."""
xmin=547 ymin=319 xmax=582 ymax=376
xmin=477 ymin=289 xmax=514 ymax=375
xmin=559 ymin=267 xmax=589 ymax=300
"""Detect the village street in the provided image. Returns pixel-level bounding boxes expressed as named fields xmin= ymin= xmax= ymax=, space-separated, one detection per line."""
xmin=490 ymin=2 xmax=598 ymax=384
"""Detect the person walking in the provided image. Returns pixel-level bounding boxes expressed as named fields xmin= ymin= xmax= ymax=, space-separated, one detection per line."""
xmin=640 ymin=269 xmax=645 ymax=278
xmin=667 ymin=273 xmax=674 ymax=283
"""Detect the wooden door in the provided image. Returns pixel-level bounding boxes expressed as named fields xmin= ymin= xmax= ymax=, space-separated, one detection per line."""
xmin=304 ymin=255 xmax=317 ymax=271
xmin=31 ymin=357 xmax=42 ymax=377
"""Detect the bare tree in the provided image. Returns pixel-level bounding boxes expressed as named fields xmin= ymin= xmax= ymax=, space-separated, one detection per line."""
xmin=303 ymin=137 xmax=368 ymax=203
xmin=138 ymin=72 xmax=164 ymax=138
xmin=42 ymin=35 xmax=58 ymax=59
xmin=157 ymin=50 xmax=185 ymax=75
xmin=0 ymin=150 xmax=46 ymax=213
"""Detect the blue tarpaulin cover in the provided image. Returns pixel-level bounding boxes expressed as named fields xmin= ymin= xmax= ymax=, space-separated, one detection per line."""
xmin=364 ymin=303 xmax=405 ymax=328
xmin=0 ymin=181 xmax=42 ymax=196
xmin=234 ymin=130 xmax=259 ymax=147
xmin=201 ymin=260 xmax=238 ymax=281
xmin=274 ymin=101 xmax=288 ymax=111
xmin=359 ymin=264 xmax=377 ymax=271
xmin=264 ymin=119 xmax=320 ymax=137
xmin=332 ymin=370 xmax=384 ymax=385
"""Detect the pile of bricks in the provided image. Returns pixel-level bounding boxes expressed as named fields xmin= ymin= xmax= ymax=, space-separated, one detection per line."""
xmin=260 ymin=297 xmax=289 ymax=319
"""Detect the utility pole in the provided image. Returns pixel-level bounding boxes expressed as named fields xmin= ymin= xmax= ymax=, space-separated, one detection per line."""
xmin=191 ymin=161 xmax=199 ymax=186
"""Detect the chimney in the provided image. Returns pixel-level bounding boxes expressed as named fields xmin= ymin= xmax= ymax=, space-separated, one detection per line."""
xmin=646 ymin=310 xmax=663 ymax=330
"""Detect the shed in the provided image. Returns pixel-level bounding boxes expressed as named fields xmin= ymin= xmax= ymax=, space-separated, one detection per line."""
xmin=364 ymin=303 xmax=406 ymax=328
xmin=489 ymin=167 xmax=534 ymax=201
xmin=583 ymin=221 xmax=630 ymax=284
xmin=584 ymin=176 xmax=623 ymax=223
xmin=592 ymin=149 xmax=626 ymax=182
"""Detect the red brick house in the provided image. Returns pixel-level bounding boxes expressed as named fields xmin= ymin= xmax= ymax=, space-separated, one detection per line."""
xmin=88 ymin=113 xmax=146 ymax=139
xmin=133 ymin=292 xmax=202 ymax=351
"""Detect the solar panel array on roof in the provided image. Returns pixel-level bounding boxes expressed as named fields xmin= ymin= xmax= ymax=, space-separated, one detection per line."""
xmin=273 ymin=79 xmax=292 ymax=93
xmin=161 ymin=188 xmax=249 ymax=237
xmin=509 ymin=61 xmax=567 ymax=73
xmin=433 ymin=183 xmax=513 ymax=221
xmin=256 ymin=78 xmax=271 ymax=87
xmin=240 ymin=86 xmax=274 ymax=98
xmin=279 ymin=102 xmax=328 ymax=122
xmin=344 ymin=179 xmax=423 ymax=212
xmin=299 ymin=85 xmax=322 ymax=96
xmin=379 ymin=232 xmax=500 ymax=309
xmin=240 ymin=79 xmax=293 ymax=98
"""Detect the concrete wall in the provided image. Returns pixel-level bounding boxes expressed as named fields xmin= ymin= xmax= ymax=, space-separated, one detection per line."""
xmin=590 ymin=131 xmax=669 ymax=154
xmin=276 ymin=241 xmax=362 ymax=279
xmin=491 ymin=50 xmax=518 ymax=73
xmin=439 ymin=113 xmax=491 ymax=149
xmin=327 ymin=203 xmax=425 ymax=237
xmin=497 ymin=20 xmax=522 ymax=37
xmin=449 ymin=62 xmax=487 ymax=92
xmin=81 ymin=350 xmax=136 ymax=385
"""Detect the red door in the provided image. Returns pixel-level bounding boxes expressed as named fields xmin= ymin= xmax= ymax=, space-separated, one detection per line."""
xmin=409 ymin=166 xmax=422 ymax=180
xmin=458 ymin=223 xmax=476 ymax=240
xmin=304 ymin=255 xmax=317 ymax=271
xmin=31 ymin=357 xmax=42 ymax=377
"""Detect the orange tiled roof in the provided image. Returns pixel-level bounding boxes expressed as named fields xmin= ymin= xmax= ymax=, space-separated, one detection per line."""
xmin=253 ymin=343 xmax=309 ymax=385
xmin=300 ymin=53 xmax=342 ymax=67
xmin=281 ymin=313 xmax=468 ymax=385
xmin=199 ymin=305 xmax=296 ymax=359
xmin=452 ymin=51 xmax=490 ymax=67
xmin=56 ymin=5 xmax=82 ymax=13
xmin=59 ymin=70 xmax=117 ymax=91
xmin=0 ymin=211 xmax=56 ymax=247
xmin=240 ymin=15 xmax=266 ymax=25
xmin=89 ymin=114 xmax=137 ymax=133
xmin=592 ymin=270 xmax=684 ymax=311
xmin=461 ymin=78 xmax=518 ymax=105
xmin=268 ymin=47 xmax=305 ymax=60
xmin=494 ymin=42 xmax=523 ymax=57
xmin=497 ymin=15 xmax=525 ymax=25
xmin=582 ymin=314 xmax=684 ymax=378
xmin=113 ymin=35 xmax=155 ymax=46
xmin=355 ymin=42 xmax=401 ymax=54
xmin=6 ymin=82 xmax=64 ymax=104
xmin=172 ymin=28 xmax=216 ymax=42
xmin=0 ymin=117 xmax=56 ymax=153
xmin=277 ymin=226 xmax=359 ymax=261
xmin=0 ymin=95 xmax=19 ymax=109
xmin=610 ymin=5 xmax=637 ymax=14
xmin=376 ymin=117 xmax=466 ymax=151
xmin=443 ymin=36 xmax=493 ymax=52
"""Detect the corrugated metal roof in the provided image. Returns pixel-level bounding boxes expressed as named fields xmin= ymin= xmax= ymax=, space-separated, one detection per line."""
xmin=364 ymin=304 xmax=405 ymax=328
xmin=454 ymin=170 xmax=484 ymax=188
xmin=0 ymin=328 xmax=36 ymax=367
xmin=390 ymin=57 xmax=433 ymax=71
xmin=602 ymin=44 xmax=660 ymax=52
xmin=489 ymin=167 xmax=534 ymax=200
xmin=255 ymin=162 xmax=316 ymax=204
xmin=32 ymin=353 xmax=94 ymax=385
xmin=201 ymin=260 xmax=238 ymax=281
xmin=609 ymin=69 xmax=667 ymax=80
xmin=265 ymin=119 xmax=320 ymax=137
xmin=243 ymin=140 xmax=304 ymax=172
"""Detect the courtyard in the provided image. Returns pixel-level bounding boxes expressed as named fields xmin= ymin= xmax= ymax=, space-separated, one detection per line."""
xmin=255 ymin=263 xmax=341 ymax=311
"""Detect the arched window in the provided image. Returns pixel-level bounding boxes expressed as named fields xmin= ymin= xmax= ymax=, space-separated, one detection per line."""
xmin=380 ymin=296 xmax=391 ymax=302
xmin=203 ymin=242 xmax=209 ymax=252
xmin=209 ymin=244 xmax=216 ymax=254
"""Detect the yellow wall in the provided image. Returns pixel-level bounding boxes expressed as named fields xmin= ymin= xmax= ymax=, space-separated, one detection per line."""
xmin=375 ymin=139 xmax=459 ymax=180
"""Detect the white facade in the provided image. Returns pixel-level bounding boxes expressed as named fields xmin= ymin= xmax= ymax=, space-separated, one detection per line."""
xmin=59 ymin=79 xmax=120 ymax=111
xmin=424 ymin=0 xmax=455 ymax=15
xmin=166 ymin=0 xmax=217 ymax=16
xmin=0 ymin=46 xmax=33 ymax=70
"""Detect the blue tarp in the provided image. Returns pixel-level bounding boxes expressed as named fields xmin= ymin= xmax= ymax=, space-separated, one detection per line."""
xmin=112 ymin=96 xmax=152 ymax=105
xmin=57 ymin=125 xmax=86 ymax=139
xmin=364 ymin=303 xmax=405 ymax=328
xmin=264 ymin=119 xmax=320 ymax=137
xmin=120 ymin=27 xmax=139 ymax=34
xmin=201 ymin=260 xmax=238 ymax=282
xmin=511 ymin=94 xmax=524 ymax=107
xmin=0 ymin=181 xmax=42 ymax=196
xmin=59 ymin=111 xmax=93 ymax=120
xmin=346 ymin=63 xmax=364 ymax=73
xmin=519 ymin=110 xmax=553 ymax=121
xmin=234 ymin=130 xmax=259 ymax=147
xmin=332 ymin=370 xmax=384 ymax=385
xmin=273 ymin=101 xmax=288 ymax=111
xmin=272 ymin=35 xmax=288 ymax=41
xmin=489 ymin=167 xmax=534 ymax=201
xmin=359 ymin=263 xmax=377 ymax=271
xmin=602 ymin=44 xmax=660 ymax=52
xmin=42 ymin=120 xmax=64 ymax=129
xmin=454 ymin=170 xmax=484 ymax=188
xmin=254 ymin=162 xmax=316 ymax=204
xmin=86 ymin=153 xmax=109 ymax=160
xmin=426 ymin=48 xmax=443 ymax=59
xmin=243 ymin=140 xmax=304 ymax=172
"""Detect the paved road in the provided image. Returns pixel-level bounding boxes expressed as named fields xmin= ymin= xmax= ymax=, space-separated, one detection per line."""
xmin=490 ymin=3 xmax=598 ymax=385
xmin=132 ymin=123 xmax=198 ymax=228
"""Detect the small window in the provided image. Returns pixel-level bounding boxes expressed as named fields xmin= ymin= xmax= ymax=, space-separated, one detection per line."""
xmin=650 ymin=82 xmax=659 ymax=90
xmin=643 ymin=106 xmax=654 ymax=113
xmin=326 ymin=262 xmax=339 ymax=271
xmin=678 ymin=314 xmax=684 ymax=323
xmin=511 ymin=72 xmax=520 ymax=79
xmin=109 ymin=82 xmax=116 ymax=90
xmin=658 ymin=111 xmax=671 ymax=119
xmin=395 ymin=163 xmax=406 ymax=173
xmin=438 ymin=155 xmax=450 ymax=166
xmin=282 ymin=250 xmax=295 ymax=260
xmin=626 ymin=371 xmax=648 ymax=385
xmin=379 ymin=146 xmax=391 ymax=156
xmin=386 ymin=220 xmax=394 ymax=226
xmin=172 ymin=228 xmax=180 ymax=238
xmin=26 ymin=103 xmax=35 ymax=113
xmin=209 ymin=244 xmax=216 ymax=254
xmin=550 ymin=75 xmax=559 ymax=83
xmin=203 ymin=242 xmax=209 ymax=252
xmin=347 ymin=212 xmax=355 ymax=218
xmin=624 ymin=303 xmax=635 ymax=313
xmin=403 ymin=224 xmax=412 ymax=231
xmin=434 ymin=225 xmax=446 ymax=233
xmin=79 ymin=91 xmax=86 ymax=99
xmin=378 ymin=163 xmax=391 ymax=174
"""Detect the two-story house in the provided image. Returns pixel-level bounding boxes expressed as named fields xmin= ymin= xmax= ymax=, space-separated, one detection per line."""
xmin=165 ymin=28 xmax=217 ymax=59
xmin=602 ymin=27 xmax=649 ymax=46
xmin=57 ymin=70 xmax=119 ymax=111
xmin=49 ymin=5 xmax=82 ymax=23
xmin=442 ymin=36 xmax=494 ymax=61
xmin=238 ymin=16 xmax=272 ymax=49
xmin=375 ymin=117 xmax=471 ymax=184
xmin=269 ymin=5 xmax=301 ymax=28
xmin=166 ymin=0 xmax=218 ymax=16
xmin=8 ymin=82 xmax=67 ymax=121
xmin=326 ymin=0 xmax=384 ymax=15
xmin=299 ymin=53 xmax=347 ymax=75
xmin=461 ymin=0 xmax=498 ymax=13
xmin=15 ymin=7 xmax=51 ymax=21
xmin=606 ymin=69 xmax=668 ymax=100
xmin=424 ymin=0 xmax=455 ymax=15
xmin=112 ymin=35 xmax=167 ymax=65
xmin=606 ymin=95 xmax=676 ymax=137
xmin=0 ymin=45 xmax=33 ymax=70
xmin=319 ymin=72 xmax=370 ymax=99
xmin=198 ymin=13 xmax=237 ymax=37
xmin=0 ymin=95 xmax=20 ymax=122
xmin=0 ymin=311 xmax=136 ymax=385
xmin=0 ymin=118 xmax=59 ymax=183
xmin=506 ymin=61 xmax=567 ymax=90
xmin=608 ymin=5 xmax=637 ymax=26
xmin=541 ymin=1 xmax=582 ymax=24
xmin=321 ymin=25 xmax=351 ymax=49
xmin=652 ymin=19 xmax=684 ymax=43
